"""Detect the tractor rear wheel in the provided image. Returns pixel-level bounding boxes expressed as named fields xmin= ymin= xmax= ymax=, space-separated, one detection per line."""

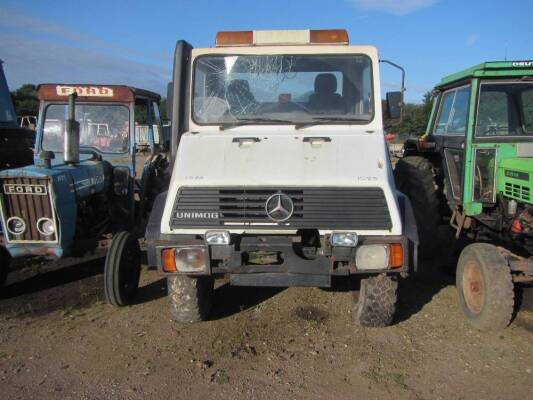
xmin=167 ymin=275 xmax=214 ymax=323
xmin=104 ymin=231 xmax=141 ymax=306
xmin=0 ymin=246 xmax=10 ymax=288
xmin=394 ymin=156 xmax=441 ymax=258
xmin=456 ymin=243 xmax=514 ymax=331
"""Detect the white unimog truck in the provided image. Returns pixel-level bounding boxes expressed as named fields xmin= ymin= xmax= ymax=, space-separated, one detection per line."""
xmin=143 ymin=29 xmax=418 ymax=327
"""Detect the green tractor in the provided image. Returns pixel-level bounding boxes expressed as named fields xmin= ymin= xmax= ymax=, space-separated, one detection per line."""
xmin=396 ymin=61 xmax=533 ymax=331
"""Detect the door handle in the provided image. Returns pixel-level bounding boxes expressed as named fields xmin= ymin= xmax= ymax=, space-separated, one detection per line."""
xmin=303 ymin=137 xmax=331 ymax=146
xmin=232 ymin=137 xmax=261 ymax=147
xmin=303 ymin=137 xmax=332 ymax=143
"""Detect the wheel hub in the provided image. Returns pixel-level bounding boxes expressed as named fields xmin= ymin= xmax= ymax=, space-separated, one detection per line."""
xmin=463 ymin=261 xmax=485 ymax=315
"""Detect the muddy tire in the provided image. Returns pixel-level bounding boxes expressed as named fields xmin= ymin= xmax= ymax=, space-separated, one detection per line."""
xmin=167 ymin=275 xmax=214 ymax=323
xmin=353 ymin=274 xmax=398 ymax=327
xmin=0 ymin=246 xmax=10 ymax=287
xmin=394 ymin=156 xmax=440 ymax=258
xmin=456 ymin=243 xmax=514 ymax=331
xmin=104 ymin=232 xmax=141 ymax=307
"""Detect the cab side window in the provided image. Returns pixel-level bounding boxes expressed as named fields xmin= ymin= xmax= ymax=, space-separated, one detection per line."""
xmin=521 ymin=88 xmax=533 ymax=133
xmin=434 ymin=86 xmax=470 ymax=135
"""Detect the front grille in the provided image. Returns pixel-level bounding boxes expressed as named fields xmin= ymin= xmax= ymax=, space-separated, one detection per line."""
xmin=171 ymin=187 xmax=392 ymax=230
xmin=0 ymin=177 xmax=56 ymax=242
xmin=505 ymin=182 xmax=530 ymax=202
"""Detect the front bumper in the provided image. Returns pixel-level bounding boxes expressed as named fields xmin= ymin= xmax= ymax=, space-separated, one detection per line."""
xmin=147 ymin=233 xmax=413 ymax=288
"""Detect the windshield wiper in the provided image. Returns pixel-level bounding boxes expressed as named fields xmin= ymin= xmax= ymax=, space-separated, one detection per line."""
xmin=219 ymin=117 xmax=294 ymax=130
xmin=295 ymin=116 xmax=371 ymax=129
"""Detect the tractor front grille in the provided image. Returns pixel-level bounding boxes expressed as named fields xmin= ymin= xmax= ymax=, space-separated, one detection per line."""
xmin=504 ymin=182 xmax=530 ymax=202
xmin=171 ymin=187 xmax=392 ymax=231
xmin=0 ymin=177 xmax=57 ymax=242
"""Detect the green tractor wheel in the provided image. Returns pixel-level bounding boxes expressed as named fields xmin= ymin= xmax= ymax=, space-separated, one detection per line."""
xmin=104 ymin=232 xmax=141 ymax=307
xmin=456 ymin=243 xmax=515 ymax=331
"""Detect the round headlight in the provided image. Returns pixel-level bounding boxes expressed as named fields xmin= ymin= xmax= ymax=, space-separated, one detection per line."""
xmin=6 ymin=217 xmax=26 ymax=235
xmin=37 ymin=218 xmax=55 ymax=236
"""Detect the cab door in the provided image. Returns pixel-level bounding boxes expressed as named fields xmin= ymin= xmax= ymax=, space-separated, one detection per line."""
xmin=432 ymin=84 xmax=471 ymax=206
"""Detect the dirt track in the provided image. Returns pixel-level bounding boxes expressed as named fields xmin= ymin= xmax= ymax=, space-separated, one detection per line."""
xmin=0 ymin=257 xmax=532 ymax=400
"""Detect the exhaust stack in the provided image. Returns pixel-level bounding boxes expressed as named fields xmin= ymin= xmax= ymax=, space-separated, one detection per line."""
xmin=64 ymin=93 xmax=80 ymax=164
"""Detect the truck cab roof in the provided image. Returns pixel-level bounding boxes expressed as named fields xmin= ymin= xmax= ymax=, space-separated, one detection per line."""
xmin=437 ymin=60 xmax=533 ymax=89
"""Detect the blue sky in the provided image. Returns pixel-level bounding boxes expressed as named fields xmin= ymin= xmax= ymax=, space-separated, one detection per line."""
xmin=0 ymin=0 xmax=531 ymax=103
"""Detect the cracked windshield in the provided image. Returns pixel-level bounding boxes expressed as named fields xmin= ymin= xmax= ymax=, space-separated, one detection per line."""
xmin=193 ymin=54 xmax=373 ymax=125
xmin=42 ymin=104 xmax=130 ymax=153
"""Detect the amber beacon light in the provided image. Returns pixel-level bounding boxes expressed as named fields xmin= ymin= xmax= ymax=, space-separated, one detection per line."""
xmin=215 ymin=29 xmax=349 ymax=47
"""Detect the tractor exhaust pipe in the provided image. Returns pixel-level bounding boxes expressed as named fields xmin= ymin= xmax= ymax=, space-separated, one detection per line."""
xmin=64 ymin=93 xmax=80 ymax=164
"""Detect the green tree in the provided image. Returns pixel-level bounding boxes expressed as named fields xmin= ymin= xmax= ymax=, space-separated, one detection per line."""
xmin=11 ymin=84 xmax=39 ymax=116
xmin=384 ymin=90 xmax=434 ymax=140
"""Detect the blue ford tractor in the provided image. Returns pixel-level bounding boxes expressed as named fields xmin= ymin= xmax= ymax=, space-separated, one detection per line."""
xmin=0 ymin=84 xmax=169 ymax=304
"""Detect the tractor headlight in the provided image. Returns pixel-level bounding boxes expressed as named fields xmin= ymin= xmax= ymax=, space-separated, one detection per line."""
xmin=205 ymin=230 xmax=230 ymax=245
xmin=37 ymin=218 xmax=55 ymax=236
xmin=355 ymin=245 xmax=389 ymax=270
xmin=330 ymin=232 xmax=358 ymax=247
xmin=6 ymin=217 xmax=26 ymax=235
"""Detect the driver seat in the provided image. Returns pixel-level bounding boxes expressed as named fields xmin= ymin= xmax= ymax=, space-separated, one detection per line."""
xmin=308 ymin=73 xmax=345 ymax=113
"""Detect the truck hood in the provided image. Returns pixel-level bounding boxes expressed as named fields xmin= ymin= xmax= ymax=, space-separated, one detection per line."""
xmin=161 ymin=128 xmax=403 ymax=235
xmin=171 ymin=129 xmax=392 ymax=186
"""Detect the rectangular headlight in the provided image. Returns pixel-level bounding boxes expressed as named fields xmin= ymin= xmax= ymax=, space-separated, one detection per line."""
xmin=175 ymin=247 xmax=208 ymax=273
xmin=330 ymin=232 xmax=358 ymax=247
xmin=355 ymin=245 xmax=389 ymax=270
xmin=205 ymin=230 xmax=230 ymax=245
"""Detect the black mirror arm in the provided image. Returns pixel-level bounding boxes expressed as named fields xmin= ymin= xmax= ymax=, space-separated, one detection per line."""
xmin=380 ymin=59 xmax=406 ymax=125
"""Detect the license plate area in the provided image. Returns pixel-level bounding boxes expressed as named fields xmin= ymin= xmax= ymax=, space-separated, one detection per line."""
xmin=243 ymin=251 xmax=284 ymax=266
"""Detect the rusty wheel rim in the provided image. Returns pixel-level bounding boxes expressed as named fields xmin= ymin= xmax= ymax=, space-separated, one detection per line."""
xmin=463 ymin=260 xmax=485 ymax=315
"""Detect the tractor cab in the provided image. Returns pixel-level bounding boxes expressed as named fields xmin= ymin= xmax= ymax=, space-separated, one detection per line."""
xmin=35 ymin=84 xmax=164 ymax=169
xmin=424 ymin=62 xmax=533 ymax=218
xmin=396 ymin=61 xmax=533 ymax=330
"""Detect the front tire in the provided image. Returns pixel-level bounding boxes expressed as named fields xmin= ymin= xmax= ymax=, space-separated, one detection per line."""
xmin=353 ymin=274 xmax=398 ymax=327
xmin=104 ymin=232 xmax=141 ymax=306
xmin=167 ymin=275 xmax=214 ymax=323
xmin=456 ymin=243 xmax=515 ymax=331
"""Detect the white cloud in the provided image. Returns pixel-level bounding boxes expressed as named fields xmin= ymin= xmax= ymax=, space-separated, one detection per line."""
xmin=347 ymin=0 xmax=438 ymax=15
xmin=466 ymin=34 xmax=479 ymax=47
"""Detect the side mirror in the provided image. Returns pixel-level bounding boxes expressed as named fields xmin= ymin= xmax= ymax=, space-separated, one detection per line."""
xmin=386 ymin=91 xmax=403 ymax=119
xmin=166 ymin=81 xmax=173 ymax=120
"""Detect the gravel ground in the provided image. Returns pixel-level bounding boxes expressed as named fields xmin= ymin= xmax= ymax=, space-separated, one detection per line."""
xmin=0 ymin=256 xmax=532 ymax=400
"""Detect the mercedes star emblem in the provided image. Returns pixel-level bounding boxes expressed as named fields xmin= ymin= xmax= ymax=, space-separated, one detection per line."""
xmin=265 ymin=193 xmax=294 ymax=222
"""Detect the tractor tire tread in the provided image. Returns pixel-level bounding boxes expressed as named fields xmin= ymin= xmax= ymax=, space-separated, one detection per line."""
xmin=394 ymin=156 xmax=440 ymax=258
xmin=104 ymin=231 xmax=141 ymax=307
